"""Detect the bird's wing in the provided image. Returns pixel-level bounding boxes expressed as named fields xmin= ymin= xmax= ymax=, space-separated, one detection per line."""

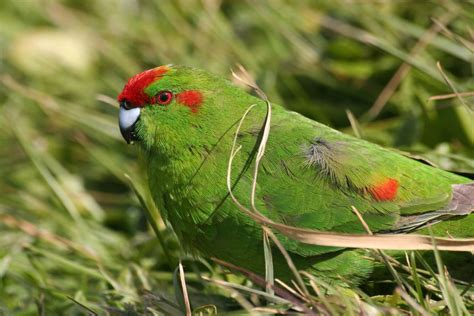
xmin=233 ymin=107 xmax=470 ymax=256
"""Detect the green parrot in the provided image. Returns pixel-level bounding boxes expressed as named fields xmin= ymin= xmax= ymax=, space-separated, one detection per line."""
xmin=118 ymin=65 xmax=473 ymax=285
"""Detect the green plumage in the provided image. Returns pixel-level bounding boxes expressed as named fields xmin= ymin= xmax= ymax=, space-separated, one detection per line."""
xmin=120 ymin=65 xmax=473 ymax=285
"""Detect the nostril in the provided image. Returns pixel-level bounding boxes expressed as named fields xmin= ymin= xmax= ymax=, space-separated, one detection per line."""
xmin=120 ymin=99 xmax=131 ymax=110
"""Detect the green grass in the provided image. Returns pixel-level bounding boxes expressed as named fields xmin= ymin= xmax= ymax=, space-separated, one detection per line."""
xmin=0 ymin=0 xmax=473 ymax=314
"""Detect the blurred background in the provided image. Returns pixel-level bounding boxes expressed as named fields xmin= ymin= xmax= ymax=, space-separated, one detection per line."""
xmin=0 ymin=0 xmax=473 ymax=314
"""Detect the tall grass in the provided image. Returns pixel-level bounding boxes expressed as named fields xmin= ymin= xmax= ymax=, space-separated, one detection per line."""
xmin=0 ymin=0 xmax=472 ymax=314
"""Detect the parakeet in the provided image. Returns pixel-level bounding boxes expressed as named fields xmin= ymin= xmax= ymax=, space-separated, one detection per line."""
xmin=118 ymin=65 xmax=474 ymax=285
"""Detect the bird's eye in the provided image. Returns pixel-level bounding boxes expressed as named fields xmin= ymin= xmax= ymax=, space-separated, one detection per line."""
xmin=155 ymin=91 xmax=173 ymax=105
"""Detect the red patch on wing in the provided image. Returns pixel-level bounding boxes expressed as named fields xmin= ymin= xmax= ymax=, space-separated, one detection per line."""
xmin=177 ymin=90 xmax=203 ymax=113
xmin=370 ymin=178 xmax=399 ymax=201
xmin=117 ymin=66 xmax=169 ymax=107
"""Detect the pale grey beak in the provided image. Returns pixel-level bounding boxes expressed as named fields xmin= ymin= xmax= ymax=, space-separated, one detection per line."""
xmin=119 ymin=104 xmax=140 ymax=144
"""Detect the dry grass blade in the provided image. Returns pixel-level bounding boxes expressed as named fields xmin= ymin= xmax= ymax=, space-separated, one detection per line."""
xmin=366 ymin=12 xmax=454 ymax=120
xmin=0 ymin=214 xmax=98 ymax=260
xmin=351 ymin=206 xmax=410 ymax=292
xmin=262 ymin=230 xmax=274 ymax=296
xmin=345 ymin=110 xmax=362 ymax=138
xmin=431 ymin=17 xmax=474 ymax=53
xmin=263 ymin=227 xmax=310 ymax=298
xmin=351 ymin=206 xmax=373 ymax=234
xmin=226 ymin=102 xmax=261 ymax=215
xmin=96 ymin=94 xmax=119 ymax=108
xmin=202 ymin=276 xmax=286 ymax=310
xmin=260 ymin=218 xmax=474 ymax=251
xmin=396 ymin=287 xmax=431 ymax=316
xmin=275 ymin=279 xmax=307 ymax=303
xmin=178 ymin=262 xmax=192 ymax=316
xmin=436 ymin=61 xmax=472 ymax=112
xmin=428 ymin=91 xmax=474 ymax=101
xmin=232 ymin=64 xmax=272 ymax=213
xmin=226 ymin=291 xmax=256 ymax=315
xmin=232 ymin=64 xmax=267 ymax=101
xmin=210 ymin=258 xmax=318 ymax=315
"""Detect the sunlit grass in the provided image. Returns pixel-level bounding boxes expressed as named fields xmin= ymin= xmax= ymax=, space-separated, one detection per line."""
xmin=0 ymin=0 xmax=472 ymax=314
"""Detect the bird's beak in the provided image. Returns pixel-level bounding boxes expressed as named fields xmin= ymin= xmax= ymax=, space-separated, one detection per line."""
xmin=119 ymin=102 xmax=140 ymax=144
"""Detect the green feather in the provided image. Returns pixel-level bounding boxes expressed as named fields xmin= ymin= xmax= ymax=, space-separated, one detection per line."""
xmin=123 ymin=65 xmax=473 ymax=285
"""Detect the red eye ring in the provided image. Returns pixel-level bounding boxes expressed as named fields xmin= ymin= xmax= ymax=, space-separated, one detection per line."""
xmin=154 ymin=91 xmax=173 ymax=105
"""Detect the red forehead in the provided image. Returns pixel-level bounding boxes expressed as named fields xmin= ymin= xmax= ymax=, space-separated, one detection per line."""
xmin=118 ymin=66 xmax=169 ymax=107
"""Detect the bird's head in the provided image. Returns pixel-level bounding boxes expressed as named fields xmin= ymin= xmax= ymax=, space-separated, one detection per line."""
xmin=117 ymin=65 xmax=260 ymax=151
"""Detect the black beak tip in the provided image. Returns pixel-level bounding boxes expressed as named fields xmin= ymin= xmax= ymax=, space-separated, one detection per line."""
xmin=120 ymin=125 xmax=138 ymax=144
